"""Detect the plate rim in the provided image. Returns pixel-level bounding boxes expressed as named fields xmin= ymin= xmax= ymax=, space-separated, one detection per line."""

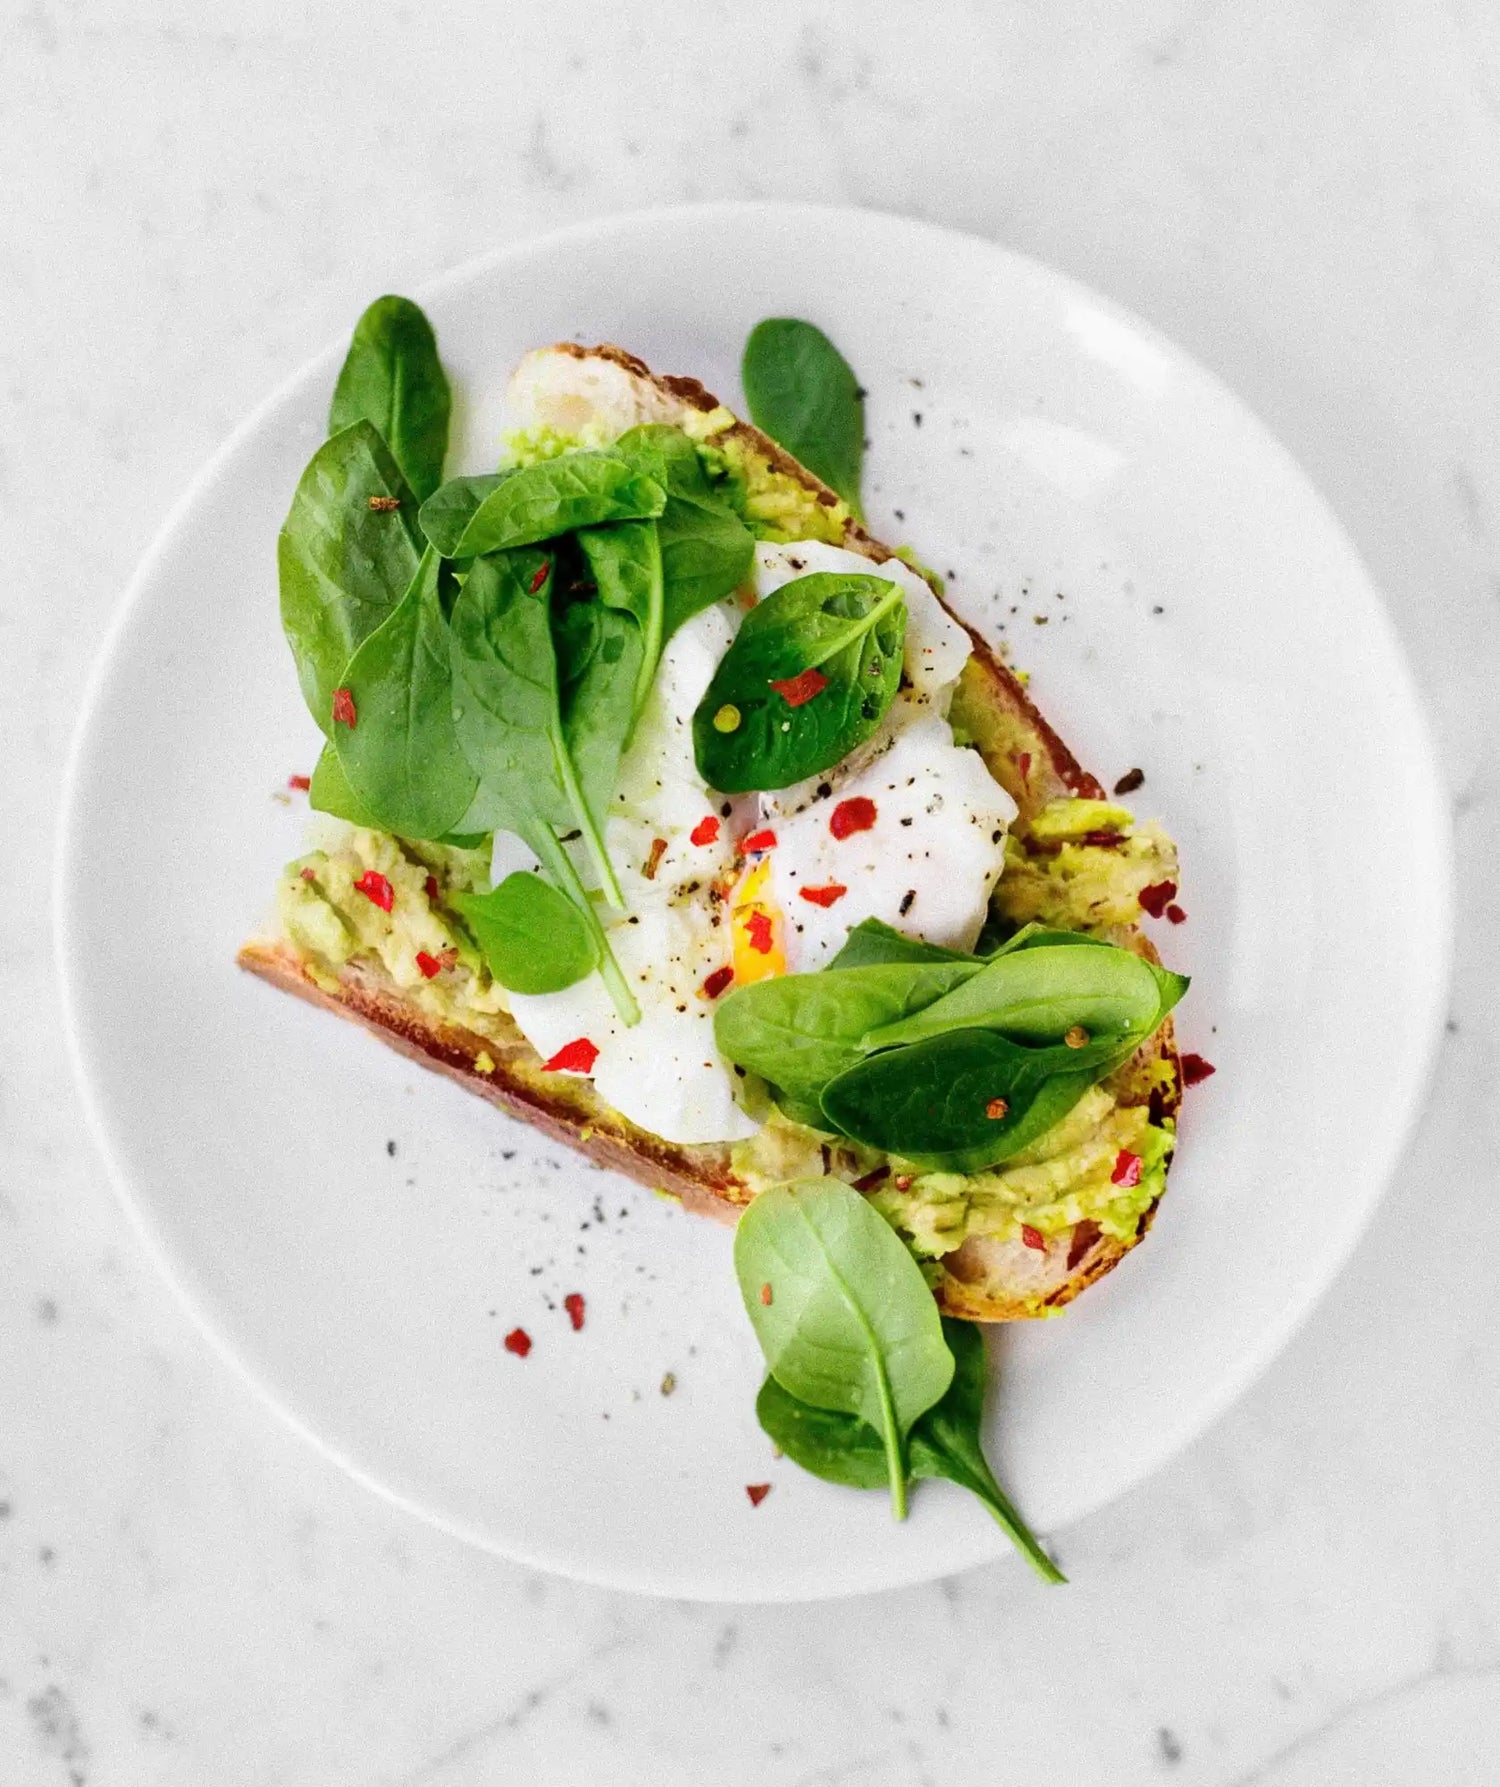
xmin=53 ymin=199 xmax=1456 ymax=1601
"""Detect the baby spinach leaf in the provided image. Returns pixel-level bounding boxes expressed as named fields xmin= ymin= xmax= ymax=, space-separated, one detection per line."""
xmin=829 ymin=919 xmax=977 ymax=971
xmin=615 ymin=425 xmax=755 ymax=634
xmin=553 ymin=594 xmax=644 ymax=858
xmin=820 ymin=1031 xmax=1099 ymax=1173
xmin=859 ymin=943 xmax=1183 ymax=1054
xmin=308 ymin=740 xmax=380 ymax=828
xmin=278 ymin=421 xmax=420 ymax=732
xmin=453 ymin=871 xmax=598 ymax=994
xmin=741 ymin=318 xmax=865 ymax=516
xmin=693 ymin=572 xmax=906 ymax=793
xmin=418 ymin=473 xmax=508 ymax=557
xmin=714 ymin=959 xmax=981 ymax=1105
xmin=735 ymin=1179 xmax=954 ymax=1518
xmin=756 ymin=1320 xmax=1064 ymax=1581
xmin=332 ymin=548 xmax=478 ymax=841
xmin=448 ymin=453 xmax=665 ymax=559
xmin=448 ymin=548 xmax=637 ymax=1022
xmin=328 ymin=295 xmax=451 ymax=502
xmin=576 ymin=520 xmax=663 ymax=717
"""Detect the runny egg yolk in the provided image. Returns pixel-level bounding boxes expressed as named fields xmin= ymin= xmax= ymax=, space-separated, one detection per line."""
xmin=730 ymin=856 xmax=786 ymax=983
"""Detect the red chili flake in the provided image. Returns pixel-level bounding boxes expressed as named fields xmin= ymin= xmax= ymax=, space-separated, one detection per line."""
xmin=564 ymin=1292 xmax=586 ymax=1332
xmin=701 ymin=965 xmax=735 ymax=1000
xmin=893 ymin=1173 xmax=914 ymax=1192
xmin=759 ymin=1282 xmax=773 ymax=1306
xmin=745 ymin=1483 xmax=772 ymax=1507
xmin=1017 ymin=751 xmax=1032 ymax=781
xmin=690 ymin=815 xmax=721 ymax=847
xmin=746 ymin=910 xmax=775 ymax=955
xmin=1111 ymin=1149 xmax=1143 ymax=1187
xmin=1181 ymin=1053 xmax=1217 ymax=1087
xmin=1021 ymin=1224 xmax=1047 ymax=1253
xmin=1067 ymin=1219 xmax=1101 ymax=1270
xmin=852 ymin=1166 xmax=890 ymax=1192
xmin=528 ymin=558 xmax=551 ymax=594
xmin=1080 ymin=830 xmax=1125 ymax=848
xmin=1166 ymin=903 xmax=1187 ymax=924
xmin=424 ymin=874 xmax=440 ymax=901
xmin=354 ymin=869 xmax=394 ymax=912
xmin=742 ymin=828 xmax=778 ymax=853
xmin=503 ymin=1327 xmax=532 ymax=1358
xmin=415 ymin=951 xmax=444 ymax=980
xmin=299 ymin=866 xmax=317 ymax=882
xmin=769 ymin=666 xmax=829 ymax=708
xmin=331 ymin=687 xmax=357 ymax=729
xmin=1138 ymin=880 xmax=1178 ymax=918
xmin=799 ymin=883 xmax=848 ymax=908
xmin=642 ymin=837 xmax=668 ymax=881
xmin=287 ymin=773 xmax=311 ymax=791
xmin=1113 ymin=767 xmax=1145 ymax=796
xmin=543 ymin=1036 xmax=599 ymax=1074
xmin=986 ymin=1097 xmax=1010 ymax=1120
xmin=367 ymin=493 xmax=401 ymax=513
xmin=829 ymin=797 xmax=877 ymax=840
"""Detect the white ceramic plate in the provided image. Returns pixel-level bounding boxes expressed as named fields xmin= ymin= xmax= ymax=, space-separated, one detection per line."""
xmin=57 ymin=204 xmax=1451 ymax=1601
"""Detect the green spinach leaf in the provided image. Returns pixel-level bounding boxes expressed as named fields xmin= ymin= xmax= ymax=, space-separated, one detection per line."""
xmin=278 ymin=421 xmax=420 ymax=731
xmin=734 ymin=1179 xmax=953 ymax=1518
xmin=328 ymin=295 xmax=451 ymax=502
xmin=448 ymin=548 xmax=638 ymax=1022
xmin=331 ymin=548 xmax=477 ymax=841
xmin=714 ymin=959 xmax=981 ymax=1105
xmin=820 ymin=1030 xmax=1100 ymax=1173
xmin=418 ymin=473 xmax=507 ymax=557
xmin=615 ymin=425 xmax=755 ymax=634
xmin=576 ymin=520 xmax=663 ymax=717
xmin=453 ymin=871 xmax=598 ymax=994
xmin=307 ymin=740 xmax=379 ymax=828
xmin=693 ymin=572 xmax=906 ymax=793
xmin=829 ymin=919 xmax=977 ymax=971
xmin=756 ymin=1319 xmax=1063 ymax=1581
xmin=448 ymin=453 xmax=665 ymax=560
xmin=553 ymin=593 xmax=644 ymax=855
xmin=741 ymin=318 xmax=865 ymax=516
xmin=859 ymin=943 xmax=1184 ymax=1054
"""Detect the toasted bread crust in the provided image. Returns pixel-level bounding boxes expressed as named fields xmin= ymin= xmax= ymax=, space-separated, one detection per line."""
xmin=243 ymin=345 xmax=1182 ymax=1320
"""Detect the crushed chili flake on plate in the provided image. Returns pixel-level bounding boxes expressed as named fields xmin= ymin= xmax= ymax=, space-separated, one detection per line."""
xmin=829 ymin=796 xmax=877 ymax=839
xmin=503 ymin=1327 xmax=532 ymax=1358
xmin=287 ymin=773 xmax=311 ymax=791
xmin=768 ymin=667 xmax=828 ymax=708
xmin=689 ymin=815 xmax=721 ymax=847
xmin=745 ymin=1483 xmax=772 ymax=1507
xmin=353 ymin=869 xmax=394 ymax=912
xmin=799 ymin=883 xmax=848 ymax=907
xmin=1166 ymin=903 xmax=1187 ymax=924
xmin=1138 ymin=880 xmax=1177 ymax=918
xmin=1111 ymin=1149 xmax=1143 ymax=1188
xmin=1181 ymin=1052 xmax=1217 ymax=1086
xmin=543 ymin=1036 xmax=599 ymax=1074
xmin=563 ymin=1292 xmax=586 ymax=1332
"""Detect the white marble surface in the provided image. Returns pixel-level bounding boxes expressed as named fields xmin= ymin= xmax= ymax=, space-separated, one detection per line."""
xmin=3 ymin=0 xmax=1498 ymax=1780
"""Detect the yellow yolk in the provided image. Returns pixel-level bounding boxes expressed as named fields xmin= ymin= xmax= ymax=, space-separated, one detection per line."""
xmin=730 ymin=857 xmax=786 ymax=983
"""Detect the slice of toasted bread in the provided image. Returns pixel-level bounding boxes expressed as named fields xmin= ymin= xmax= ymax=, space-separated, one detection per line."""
xmin=241 ymin=344 xmax=1182 ymax=1320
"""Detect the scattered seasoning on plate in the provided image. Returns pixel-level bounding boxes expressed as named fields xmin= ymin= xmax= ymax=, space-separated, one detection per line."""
xmin=1165 ymin=903 xmax=1187 ymax=924
xmin=690 ymin=815 xmax=721 ymax=847
xmin=660 ymin=1372 xmax=677 ymax=1396
xmin=1181 ymin=1053 xmax=1217 ymax=1086
xmin=745 ymin=1483 xmax=772 ymax=1507
xmin=503 ymin=1327 xmax=532 ymax=1358
xmin=287 ymin=773 xmax=311 ymax=791
xmin=829 ymin=796 xmax=877 ymax=839
xmin=899 ymin=889 xmax=916 ymax=916
xmin=1113 ymin=767 xmax=1145 ymax=795
xmin=642 ymin=837 xmax=668 ymax=880
xmin=799 ymin=884 xmax=848 ymax=908
xmin=564 ymin=1292 xmax=586 ymax=1332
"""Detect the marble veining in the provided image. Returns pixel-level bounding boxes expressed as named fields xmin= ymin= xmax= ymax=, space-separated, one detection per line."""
xmin=3 ymin=0 xmax=1498 ymax=1781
